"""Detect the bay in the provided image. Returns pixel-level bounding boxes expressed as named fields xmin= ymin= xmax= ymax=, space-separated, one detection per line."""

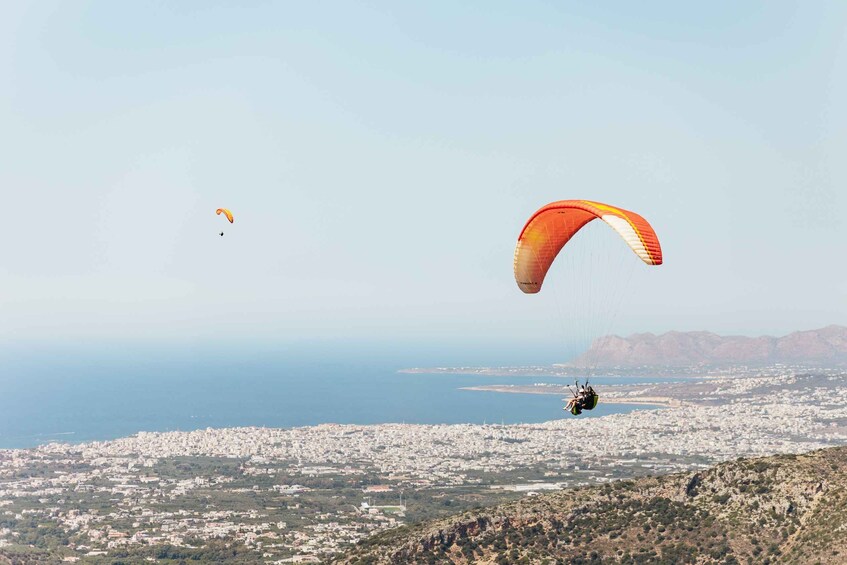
xmin=0 ymin=344 xmax=674 ymax=449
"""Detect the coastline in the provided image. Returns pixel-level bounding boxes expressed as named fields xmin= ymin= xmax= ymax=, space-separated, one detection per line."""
xmin=459 ymin=386 xmax=680 ymax=407
xmin=399 ymin=367 xmax=721 ymax=379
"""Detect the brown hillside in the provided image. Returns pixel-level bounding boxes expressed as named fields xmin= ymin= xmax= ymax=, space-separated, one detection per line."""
xmin=334 ymin=446 xmax=847 ymax=564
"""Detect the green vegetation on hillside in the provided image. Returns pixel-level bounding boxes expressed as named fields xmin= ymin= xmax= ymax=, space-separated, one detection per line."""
xmin=334 ymin=447 xmax=847 ymax=565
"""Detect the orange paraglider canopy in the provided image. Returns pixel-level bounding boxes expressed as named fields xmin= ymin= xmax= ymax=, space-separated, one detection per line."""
xmin=514 ymin=200 xmax=662 ymax=294
xmin=216 ymin=208 xmax=234 ymax=223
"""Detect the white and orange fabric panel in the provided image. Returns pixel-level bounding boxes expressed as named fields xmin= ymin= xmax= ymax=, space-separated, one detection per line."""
xmin=514 ymin=200 xmax=662 ymax=294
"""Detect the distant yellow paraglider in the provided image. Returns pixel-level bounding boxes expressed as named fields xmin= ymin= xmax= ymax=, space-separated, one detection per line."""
xmin=216 ymin=208 xmax=234 ymax=223
xmin=216 ymin=208 xmax=233 ymax=237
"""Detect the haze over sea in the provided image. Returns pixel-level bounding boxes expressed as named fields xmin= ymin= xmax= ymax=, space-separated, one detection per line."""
xmin=0 ymin=342 xmax=672 ymax=449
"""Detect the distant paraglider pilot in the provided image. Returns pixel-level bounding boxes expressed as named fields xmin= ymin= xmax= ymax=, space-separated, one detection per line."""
xmin=216 ymin=208 xmax=233 ymax=238
xmin=564 ymin=381 xmax=599 ymax=416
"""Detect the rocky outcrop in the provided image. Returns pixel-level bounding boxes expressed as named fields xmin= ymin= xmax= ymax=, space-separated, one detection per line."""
xmin=334 ymin=447 xmax=847 ymax=564
xmin=570 ymin=325 xmax=847 ymax=368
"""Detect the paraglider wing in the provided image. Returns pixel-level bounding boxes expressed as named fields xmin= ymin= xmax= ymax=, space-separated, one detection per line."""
xmin=513 ymin=200 xmax=662 ymax=294
xmin=216 ymin=208 xmax=234 ymax=223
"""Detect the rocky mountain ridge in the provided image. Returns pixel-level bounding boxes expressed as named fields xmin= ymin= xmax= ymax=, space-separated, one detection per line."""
xmin=569 ymin=324 xmax=847 ymax=368
xmin=334 ymin=446 xmax=847 ymax=564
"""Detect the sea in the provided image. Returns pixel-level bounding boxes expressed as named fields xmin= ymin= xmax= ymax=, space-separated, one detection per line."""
xmin=0 ymin=343 xmax=676 ymax=449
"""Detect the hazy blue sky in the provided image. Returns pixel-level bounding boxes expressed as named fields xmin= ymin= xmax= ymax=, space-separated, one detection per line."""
xmin=2 ymin=2 xmax=846 ymax=355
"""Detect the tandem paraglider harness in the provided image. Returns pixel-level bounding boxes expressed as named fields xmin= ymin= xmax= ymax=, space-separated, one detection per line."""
xmin=564 ymin=381 xmax=599 ymax=416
